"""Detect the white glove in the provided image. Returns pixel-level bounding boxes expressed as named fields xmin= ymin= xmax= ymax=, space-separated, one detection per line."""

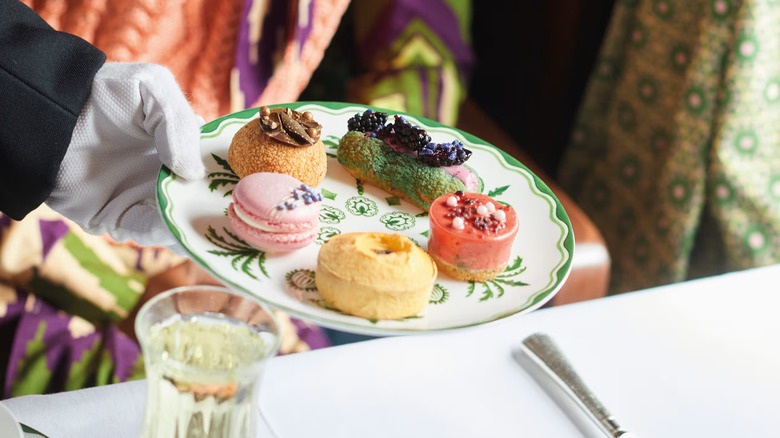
xmin=47 ymin=62 xmax=206 ymax=247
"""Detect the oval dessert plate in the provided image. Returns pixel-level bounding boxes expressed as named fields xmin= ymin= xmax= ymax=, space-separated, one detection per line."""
xmin=158 ymin=102 xmax=573 ymax=336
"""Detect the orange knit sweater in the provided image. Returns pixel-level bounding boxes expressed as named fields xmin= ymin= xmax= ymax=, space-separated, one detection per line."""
xmin=24 ymin=0 xmax=349 ymax=121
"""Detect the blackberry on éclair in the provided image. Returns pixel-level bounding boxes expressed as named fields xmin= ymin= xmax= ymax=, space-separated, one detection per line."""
xmin=347 ymin=109 xmax=388 ymax=134
xmin=418 ymin=140 xmax=473 ymax=167
xmin=391 ymin=115 xmax=431 ymax=152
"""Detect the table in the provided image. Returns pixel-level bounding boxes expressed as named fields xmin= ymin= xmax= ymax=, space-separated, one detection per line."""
xmin=4 ymin=265 xmax=780 ymax=437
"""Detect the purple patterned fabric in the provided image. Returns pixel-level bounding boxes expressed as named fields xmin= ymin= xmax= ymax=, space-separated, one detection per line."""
xmin=38 ymin=219 xmax=69 ymax=260
xmin=355 ymin=0 xmax=475 ymax=69
xmin=296 ymin=1 xmax=316 ymax=50
xmin=103 ymin=325 xmax=142 ymax=383
xmin=3 ymin=288 xmax=143 ymax=397
xmin=291 ymin=317 xmax=331 ymax=350
xmin=0 ymin=208 xmax=331 ymax=397
xmin=2 ymin=289 xmax=27 ymax=397
xmin=7 ymin=292 xmax=70 ymax=395
xmin=235 ymin=0 xmax=289 ymax=104
xmin=344 ymin=0 xmax=474 ymax=124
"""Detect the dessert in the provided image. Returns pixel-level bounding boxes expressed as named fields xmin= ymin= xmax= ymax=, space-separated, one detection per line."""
xmin=337 ymin=110 xmax=479 ymax=211
xmin=315 ymin=232 xmax=438 ymax=320
xmin=227 ymin=172 xmax=322 ymax=252
xmin=228 ymin=106 xmax=326 ymax=187
xmin=427 ymin=191 xmax=519 ymax=282
xmin=338 ymin=132 xmax=467 ymax=211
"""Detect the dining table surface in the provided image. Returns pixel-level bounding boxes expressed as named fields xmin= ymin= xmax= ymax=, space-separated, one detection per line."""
xmin=3 ymin=263 xmax=779 ymax=437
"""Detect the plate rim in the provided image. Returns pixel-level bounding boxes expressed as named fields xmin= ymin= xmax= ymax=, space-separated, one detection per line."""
xmin=157 ymin=101 xmax=574 ymax=335
xmin=0 ymin=402 xmax=24 ymax=438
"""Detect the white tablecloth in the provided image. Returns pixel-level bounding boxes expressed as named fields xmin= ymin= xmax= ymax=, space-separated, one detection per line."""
xmin=4 ymin=265 xmax=780 ymax=438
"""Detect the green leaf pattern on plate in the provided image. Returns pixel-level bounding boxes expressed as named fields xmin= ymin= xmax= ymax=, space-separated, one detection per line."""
xmin=205 ymin=225 xmax=269 ymax=280
xmin=320 ymin=205 xmax=346 ymax=224
xmin=345 ymin=196 xmax=378 ymax=217
xmin=429 ymin=284 xmax=449 ymax=304
xmin=207 ymin=153 xmax=239 ymax=197
xmin=324 ymin=135 xmax=340 ymax=148
xmin=286 ymin=269 xmax=348 ymax=316
xmin=316 ymin=226 xmax=341 ymax=245
xmin=325 ymin=137 xmax=339 ymax=158
xmin=380 ymin=211 xmax=415 ymax=231
xmin=285 ymin=269 xmax=317 ymax=292
xmin=320 ymin=188 xmax=337 ymax=201
xmin=488 ymin=185 xmax=510 ymax=197
xmin=466 ymin=256 xmax=529 ymax=301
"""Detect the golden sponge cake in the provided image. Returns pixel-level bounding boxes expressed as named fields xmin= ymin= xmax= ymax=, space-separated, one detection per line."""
xmin=315 ymin=232 xmax=437 ymax=320
xmin=228 ymin=106 xmax=327 ymax=187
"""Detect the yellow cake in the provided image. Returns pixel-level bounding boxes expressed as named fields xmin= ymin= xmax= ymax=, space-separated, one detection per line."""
xmin=315 ymin=232 xmax=437 ymax=320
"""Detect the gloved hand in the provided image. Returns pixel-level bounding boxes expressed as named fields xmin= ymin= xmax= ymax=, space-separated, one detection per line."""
xmin=47 ymin=62 xmax=206 ymax=248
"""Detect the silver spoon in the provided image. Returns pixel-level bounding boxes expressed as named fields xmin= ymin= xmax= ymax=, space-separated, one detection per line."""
xmin=513 ymin=332 xmax=639 ymax=438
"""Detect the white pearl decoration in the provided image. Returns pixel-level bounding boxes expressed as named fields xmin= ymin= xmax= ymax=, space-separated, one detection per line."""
xmin=446 ymin=196 xmax=458 ymax=207
xmin=492 ymin=210 xmax=506 ymax=222
xmin=486 ymin=202 xmax=496 ymax=213
xmin=476 ymin=205 xmax=489 ymax=216
xmin=452 ymin=217 xmax=465 ymax=229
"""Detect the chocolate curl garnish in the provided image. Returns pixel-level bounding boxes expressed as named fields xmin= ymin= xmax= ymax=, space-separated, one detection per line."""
xmin=258 ymin=106 xmax=322 ymax=147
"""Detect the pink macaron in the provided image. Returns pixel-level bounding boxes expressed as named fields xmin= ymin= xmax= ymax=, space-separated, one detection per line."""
xmin=228 ymin=172 xmax=322 ymax=252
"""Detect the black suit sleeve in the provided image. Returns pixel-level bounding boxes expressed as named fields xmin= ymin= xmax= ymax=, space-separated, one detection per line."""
xmin=0 ymin=0 xmax=106 ymax=220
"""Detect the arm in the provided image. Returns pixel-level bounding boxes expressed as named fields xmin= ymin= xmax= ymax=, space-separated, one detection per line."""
xmin=0 ymin=0 xmax=106 ymax=220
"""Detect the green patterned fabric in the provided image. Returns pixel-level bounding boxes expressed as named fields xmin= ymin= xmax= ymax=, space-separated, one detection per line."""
xmin=348 ymin=0 xmax=473 ymax=126
xmin=558 ymin=0 xmax=780 ymax=293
